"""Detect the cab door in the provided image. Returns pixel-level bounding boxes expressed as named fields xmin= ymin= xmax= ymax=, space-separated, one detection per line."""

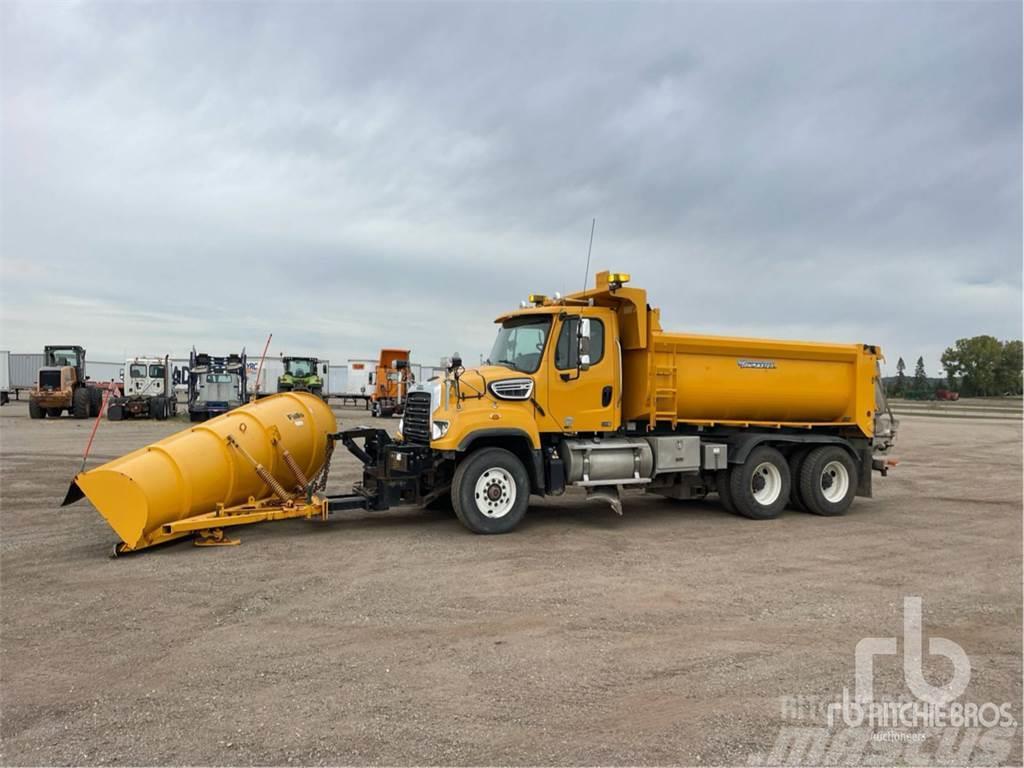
xmin=546 ymin=308 xmax=618 ymax=433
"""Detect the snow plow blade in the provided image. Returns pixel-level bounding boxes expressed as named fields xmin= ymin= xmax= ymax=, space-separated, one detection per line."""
xmin=63 ymin=392 xmax=337 ymax=554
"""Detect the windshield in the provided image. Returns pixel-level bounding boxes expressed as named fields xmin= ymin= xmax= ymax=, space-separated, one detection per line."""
xmin=46 ymin=348 xmax=80 ymax=367
xmin=149 ymin=364 xmax=165 ymax=378
xmin=488 ymin=316 xmax=552 ymax=373
xmin=130 ymin=364 xmax=147 ymax=378
xmin=286 ymin=359 xmax=314 ymax=376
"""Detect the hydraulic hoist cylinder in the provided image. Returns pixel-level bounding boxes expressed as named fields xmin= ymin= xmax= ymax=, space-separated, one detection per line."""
xmin=71 ymin=392 xmax=337 ymax=551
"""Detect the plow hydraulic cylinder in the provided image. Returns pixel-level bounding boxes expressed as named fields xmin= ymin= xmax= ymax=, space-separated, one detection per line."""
xmin=65 ymin=392 xmax=337 ymax=552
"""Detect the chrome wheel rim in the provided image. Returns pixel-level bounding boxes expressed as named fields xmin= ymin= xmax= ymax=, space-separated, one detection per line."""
xmin=750 ymin=462 xmax=783 ymax=506
xmin=474 ymin=468 xmax=516 ymax=518
xmin=820 ymin=460 xmax=850 ymax=503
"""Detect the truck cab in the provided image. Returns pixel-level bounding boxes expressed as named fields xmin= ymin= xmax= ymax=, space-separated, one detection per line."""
xmin=107 ymin=356 xmax=175 ymax=421
xmin=188 ymin=350 xmax=247 ymax=422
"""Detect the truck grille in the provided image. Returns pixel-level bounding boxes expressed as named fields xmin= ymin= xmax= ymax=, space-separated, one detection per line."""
xmin=39 ymin=370 xmax=61 ymax=390
xmin=403 ymin=391 xmax=432 ymax=445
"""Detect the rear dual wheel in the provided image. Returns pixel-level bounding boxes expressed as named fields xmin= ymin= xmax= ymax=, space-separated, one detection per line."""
xmin=728 ymin=446 xmax=791 ymax=520
xmin=799 ymin=446 xmax=858 ymax=517
xmin=716 ymin=444 xmax=858 ymax=519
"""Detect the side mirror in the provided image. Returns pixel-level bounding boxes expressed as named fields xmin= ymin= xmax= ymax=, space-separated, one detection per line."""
xmin=578 ymin=319 xmax=592 ymax=371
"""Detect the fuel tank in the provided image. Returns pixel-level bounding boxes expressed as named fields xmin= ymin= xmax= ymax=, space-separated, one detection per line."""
xmin=70 ymin=392 xmax=336 ymax=551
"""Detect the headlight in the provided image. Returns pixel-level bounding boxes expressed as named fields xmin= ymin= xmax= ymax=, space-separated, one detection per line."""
xmin=431 ymin=420 xmax=450 ymax=439
xmin=489 ymin=378 xmax=534 ymax=400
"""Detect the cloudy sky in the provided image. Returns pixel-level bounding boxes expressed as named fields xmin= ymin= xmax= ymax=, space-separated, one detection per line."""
xmin=2 ymin=2 xmax=1020 ymax=375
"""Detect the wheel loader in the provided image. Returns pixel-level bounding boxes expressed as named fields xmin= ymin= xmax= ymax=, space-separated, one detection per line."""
xmin=277 ymin=356 xmax=325 ymax=398
xmin=29 ymin=345 xmax=103 ymax=419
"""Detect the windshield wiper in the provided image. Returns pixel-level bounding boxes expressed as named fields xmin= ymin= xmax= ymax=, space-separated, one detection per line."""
xmin=494 ymin=359 xmax=521 ymax=371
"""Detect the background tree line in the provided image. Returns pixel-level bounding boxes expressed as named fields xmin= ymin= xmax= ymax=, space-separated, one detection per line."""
xmin=888 ymin=335 xmax=1022 ymax=398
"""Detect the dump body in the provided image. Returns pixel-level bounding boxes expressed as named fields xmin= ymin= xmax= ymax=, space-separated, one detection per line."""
xmin=73 ymin=392 xmax=336 ymax=551
xmin=621 ymin=311 xmax=879 ymax=436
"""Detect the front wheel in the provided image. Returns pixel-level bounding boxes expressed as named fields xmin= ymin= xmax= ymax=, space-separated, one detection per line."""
xmin=72 ymin=387 xmax=90 ymax=418
xmin=88 ymin=387 xmax=103 ymax=417
xmin=29 ymin=400 xmax=44 ymax=419
xmin=452 ymin=447 xmax=530 ymax=534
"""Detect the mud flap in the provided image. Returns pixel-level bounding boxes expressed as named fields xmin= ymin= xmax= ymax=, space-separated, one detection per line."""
xmin=585 ymin=484 xmax=624 ymax=515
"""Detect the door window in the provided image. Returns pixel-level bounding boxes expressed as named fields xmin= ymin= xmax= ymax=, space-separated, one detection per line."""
xmin=555 ymin=317 xmax=604 ymax=370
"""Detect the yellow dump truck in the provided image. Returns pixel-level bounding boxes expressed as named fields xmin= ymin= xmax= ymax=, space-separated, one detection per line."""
xmin=66 ymin=271 xmax=897 ymax=553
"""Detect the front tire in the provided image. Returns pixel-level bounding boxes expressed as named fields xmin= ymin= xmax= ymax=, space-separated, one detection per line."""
xmin=88 ymin=387 xmax=103 ymax=417
xmin=452 ymin=448 xmax=529 ymax=534
xmin=729 ymin=446 xmax=790 ymax=520
xmin=29 ymin=400 xmax=44 ymax=419
xmin=72 ymin=388 xmax=90 ymax=418
xmin=799 ymin=446 xmax=858 ymax=516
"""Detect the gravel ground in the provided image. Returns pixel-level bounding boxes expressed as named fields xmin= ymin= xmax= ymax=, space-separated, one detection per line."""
xmin=0 ymin=399 xmax=1020 ymax=766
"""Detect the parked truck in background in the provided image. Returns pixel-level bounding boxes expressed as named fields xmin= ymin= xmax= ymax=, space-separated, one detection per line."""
xmin=28 ymin=345 xmax=104 ymax=419
xmin=187 ymin=349 xmax=248 ymax=422
xmin=278 ymin=356 xmax=326 ymax=398
xmin=108 ymin=356 xmax=176 ymax=421
xmin=370 ymin=348 xmax=413 ymax=417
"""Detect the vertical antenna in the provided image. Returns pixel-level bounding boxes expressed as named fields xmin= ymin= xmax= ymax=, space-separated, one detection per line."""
xmin=582 ymin=217 xmax=596 ymax=291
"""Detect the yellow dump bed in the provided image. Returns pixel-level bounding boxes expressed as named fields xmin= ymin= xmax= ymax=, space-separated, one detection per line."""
xmin=581 ymin=273 xmax=881 ymax=438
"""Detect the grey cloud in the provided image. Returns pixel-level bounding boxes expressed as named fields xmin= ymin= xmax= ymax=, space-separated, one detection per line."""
xmin=1 ymin=1 xmax=1020 ymax=375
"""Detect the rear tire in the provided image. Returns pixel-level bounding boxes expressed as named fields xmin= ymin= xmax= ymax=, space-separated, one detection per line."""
xmin=452 ymin=448 xmax=529 ymax=534
xmin=72 ymin=388 xmax=90 ymax=418
xmin=729 ymin=446 xmax=790 ymax=520
xmin=787 ymin=447 xmax=813 ymax=512
xmin=29 ymin=400 xmax=44 ymax=419
xmin=799 ymin=446 xmax=858 ymax=516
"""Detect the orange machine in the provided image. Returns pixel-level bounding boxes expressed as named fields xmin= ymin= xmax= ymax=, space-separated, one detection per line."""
xmin=370 ymin=348 xmax=413 ymax=417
